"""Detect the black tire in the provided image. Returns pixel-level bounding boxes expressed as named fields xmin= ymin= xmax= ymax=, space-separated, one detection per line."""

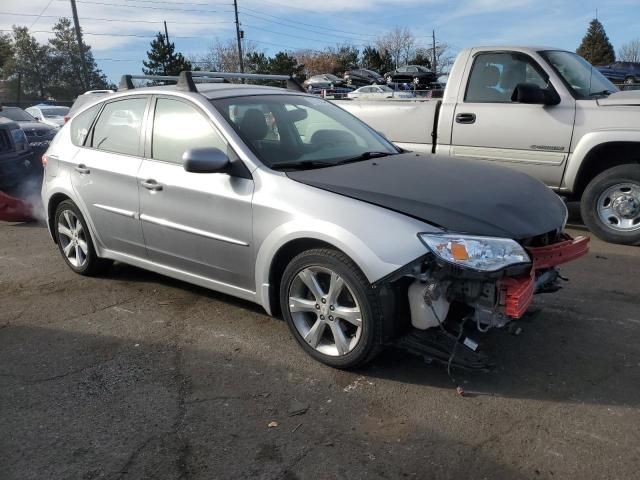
xmin=280 ymin=248 xmax=384 ymax=369
xmin=580 ymin=164 xmax=640 ymax=245
xmin=54 ymin=200 xmax=111 ymax=275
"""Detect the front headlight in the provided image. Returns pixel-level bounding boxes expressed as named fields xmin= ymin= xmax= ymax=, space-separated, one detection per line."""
xmin=418 ymin=233 xmax=530 ymax=272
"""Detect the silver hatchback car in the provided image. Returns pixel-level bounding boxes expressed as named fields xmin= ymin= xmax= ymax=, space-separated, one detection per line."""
xmin=42 ymin=72 xmax=588 ymax=369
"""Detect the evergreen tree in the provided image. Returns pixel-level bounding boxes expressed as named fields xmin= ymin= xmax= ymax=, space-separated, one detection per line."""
xmin=245 ymin=52 xmax=269 ymax=73
xmin=48 ymin=18 xmax=110 ymax=97
xmin=268 ymin=51 xmax=301 ymax=75
xmin=409 ymin=48 xmax=432 ymax=69
xmin=4 ymin=27 xmax=53 ymax=99
xmin=576 ymin=19 xmax=616 ymax=65
xmin=361 ymin=46 xmax=393 ymax=74
xmin=0 ymin=33 xmax=13 ymax=75
xmin=143 ymin=32 xmax=192 ymax=76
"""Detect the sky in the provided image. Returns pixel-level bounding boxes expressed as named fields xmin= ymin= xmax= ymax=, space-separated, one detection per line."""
xmin=2 ymin=0 xmax=639 ymax=83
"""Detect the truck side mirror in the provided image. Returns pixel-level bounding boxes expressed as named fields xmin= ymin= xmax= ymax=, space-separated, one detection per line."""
xmin=512 ymin=83 xmax=560 ymax=106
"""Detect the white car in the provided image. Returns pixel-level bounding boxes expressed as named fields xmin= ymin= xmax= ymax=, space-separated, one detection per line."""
xmin=347 ymin=85 xmax=414 ymax=100
xmin=25 ymin=104 xmax=70 ymax=128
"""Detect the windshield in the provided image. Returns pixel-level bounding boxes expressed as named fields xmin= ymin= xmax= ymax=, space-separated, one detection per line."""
xmin=540 ymin=50 xmax=618 ymax=98
xmin=0 ymin=107 xmax=36 ymax=122
xmin=212 ymin=94 xmax=398 ymax=169
xmin=41 ymin=106 xmax=69 ymax=117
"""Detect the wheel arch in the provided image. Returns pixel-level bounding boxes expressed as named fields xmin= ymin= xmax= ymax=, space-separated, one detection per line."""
xmin=47 ymin=193 xmax=72 ymax=244
xmin=567 ymin=138 xmax=640 ymax=198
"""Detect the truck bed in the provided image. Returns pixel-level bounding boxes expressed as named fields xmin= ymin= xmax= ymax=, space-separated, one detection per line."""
xmin=334 ymin=99 xmax=438 ymax=153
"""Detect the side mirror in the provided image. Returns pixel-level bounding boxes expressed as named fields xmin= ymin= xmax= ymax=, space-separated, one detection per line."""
xmin=182 ymin=147 xmax=230 ymax=173
xmin=511 ymin=83 xmax=560 ymax=106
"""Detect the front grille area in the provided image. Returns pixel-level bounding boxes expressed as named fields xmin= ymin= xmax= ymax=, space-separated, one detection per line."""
xmin=519 ymin=229 xmax=562 ymax=248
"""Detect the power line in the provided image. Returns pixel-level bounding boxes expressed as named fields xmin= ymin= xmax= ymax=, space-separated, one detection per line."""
xmin=122 ymin=0 xmax=230 ymax=5
xmin=0 ymin=12 xmax=230 ymax=25
xmin=30 ymin=0 xmax=55 ymax=29
xmin=67 ymin=0 xmax=233 ymax=14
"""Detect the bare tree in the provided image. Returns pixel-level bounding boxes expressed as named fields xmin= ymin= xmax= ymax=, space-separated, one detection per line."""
xmin=192 ymin=38 xmax=258 ymax=74
xmin=434 ymin=42 xmax=456 ymax=74
xmin=376 ymin=27 xmax=415 ymax=68
xmin=619 ymin=39 xmax=640 ymax=63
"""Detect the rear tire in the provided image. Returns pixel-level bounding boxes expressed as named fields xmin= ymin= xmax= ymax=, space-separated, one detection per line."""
xmin=279 ymin=248 xmax=384 ymax=369
xmin=580 ymin=164 xmax=640 ymax=245
xmin=54 ymin=200 xmax=111 ymax=275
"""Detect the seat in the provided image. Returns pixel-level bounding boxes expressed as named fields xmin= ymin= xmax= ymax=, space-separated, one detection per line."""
xmin=467 ymin=65 xmax=504 ymax=102
xmin=238 ymin=108 xmax=269 ymax=142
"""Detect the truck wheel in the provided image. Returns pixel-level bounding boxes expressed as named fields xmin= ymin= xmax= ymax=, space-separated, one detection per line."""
xmin=581 ymin=164 xmax=640 ymax=245
xmin=279 ymin=248 xmax=384 ymax=369
xmin=624 ymin=76 xmax=636 ymax=85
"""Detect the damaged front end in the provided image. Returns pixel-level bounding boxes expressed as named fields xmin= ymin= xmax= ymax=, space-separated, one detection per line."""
xmin=383 ymin=232 xmax=590 ymax=370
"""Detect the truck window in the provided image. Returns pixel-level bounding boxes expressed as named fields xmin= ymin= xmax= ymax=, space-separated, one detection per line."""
xmin=465 ymin=52 xmax=548 ymax=103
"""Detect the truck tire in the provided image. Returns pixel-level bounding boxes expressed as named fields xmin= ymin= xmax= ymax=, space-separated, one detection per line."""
xmin=279 ymin=248 xmax=384 ymax=369
xmin=581 ymin=164 xmax=640 ymax=245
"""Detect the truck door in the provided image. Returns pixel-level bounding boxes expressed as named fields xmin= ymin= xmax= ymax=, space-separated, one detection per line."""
xmin=450 ymin=50 xmax=575 ymax=188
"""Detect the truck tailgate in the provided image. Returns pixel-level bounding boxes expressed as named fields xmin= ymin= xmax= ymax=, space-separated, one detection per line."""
xmin=334 ymin=99 xmax=437 ymax=152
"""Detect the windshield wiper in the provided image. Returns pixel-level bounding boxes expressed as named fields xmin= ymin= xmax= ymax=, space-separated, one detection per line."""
xmin=270 ymin=160 xmax=335 ymax=171
xmin=335 ymin=151 xmax=394 ymax=165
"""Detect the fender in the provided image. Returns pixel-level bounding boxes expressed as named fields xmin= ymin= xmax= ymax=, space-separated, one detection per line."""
xmin=563 ymin=129 xmax=640 ymax=191
xmin=254 ymin=219 xmax=427 ymax=315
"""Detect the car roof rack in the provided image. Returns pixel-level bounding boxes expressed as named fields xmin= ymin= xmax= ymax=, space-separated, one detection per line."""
xmin=118 ymin=74 xmax=228 ymax=91
xmin=176 ymin=71 xmax=306 ymax=93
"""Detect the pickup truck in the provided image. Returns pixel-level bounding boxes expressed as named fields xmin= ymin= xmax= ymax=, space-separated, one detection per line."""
xmin=337 ymin=46 xmax=640 ymax=245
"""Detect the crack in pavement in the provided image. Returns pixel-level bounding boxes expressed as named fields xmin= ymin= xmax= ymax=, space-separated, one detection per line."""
xmin=112 ymin=435 xmax=157 ymax=480
xmin=0 ymin=356 xmax=116 ymax=385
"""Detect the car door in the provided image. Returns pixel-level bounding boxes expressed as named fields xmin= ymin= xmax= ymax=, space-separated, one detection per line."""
xmin=449 ymin=50 xmax=576 ymax=188
xmin=138 ymin=96 xmax=255 ymax=290
xmin=70 ymin=96 xmax=148 ymax=258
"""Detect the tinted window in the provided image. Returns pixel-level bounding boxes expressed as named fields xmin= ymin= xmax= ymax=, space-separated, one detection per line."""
xmin=1 ymin=107 xmax=35 ymax=122
xmin=91 ymin=97 xmax=147 ymax=156
xmin=466 ymin=52 xmax=549 ymax=103
xmin=152 ymin=98 xmax=228 ymax=164
xmin=70 ymin=103 xmax=101 ymax=146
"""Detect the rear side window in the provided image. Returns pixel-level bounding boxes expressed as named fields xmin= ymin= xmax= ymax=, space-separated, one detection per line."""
xmin=70 ymin=104 xmax=101 ymax=146
xmin=151 ymin=98 xmax=228 ymax=164
xmin=91 ymin=98 xmax=147 ymax=156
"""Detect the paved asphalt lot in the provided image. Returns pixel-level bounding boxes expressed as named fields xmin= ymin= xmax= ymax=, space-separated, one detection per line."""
xmin=1 ymin=220 xmax=639 ymax=480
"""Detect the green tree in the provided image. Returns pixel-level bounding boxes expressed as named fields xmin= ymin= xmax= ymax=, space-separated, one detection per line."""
xmin=48 ymin=18 xmax=110 ymax=97
xmin=245 ymin=51 xmax=269 ymax=73
xmin=268 ymin=51 xmax=301 ymax=75
xmin=143 ymin=32 xmax=192 ymax=76
xmin=4 ymin=26 xmax=52 ymax=99
xmin=0 ymin=33 xmax=13 ymax=75
xmin=361 ymin=46 xmax=393 ymax=74
xmin=576 ymin=19 xmax=615 ymax=65
xmin=331 ymin=45 xmax=359 ymax=75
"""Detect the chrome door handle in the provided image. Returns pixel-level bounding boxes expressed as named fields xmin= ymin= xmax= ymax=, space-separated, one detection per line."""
xmin=75 ymin=164 xmax=90 ymax=174
xmin=141 ymin=179 xmax=163 ymax=191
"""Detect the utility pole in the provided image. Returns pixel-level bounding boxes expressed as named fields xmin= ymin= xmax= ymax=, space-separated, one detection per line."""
xmin=164 ymin=21 xmax=170 ymax=45
xmin=163 ymin=21 xmax=170 ymax=76
xmin=70 ymin=0 xmax=89 ymax=90
xmin=432 ymin=30 xmax=437 ymax=76
xmin=233 ymin=0 xmax=244 ymax=73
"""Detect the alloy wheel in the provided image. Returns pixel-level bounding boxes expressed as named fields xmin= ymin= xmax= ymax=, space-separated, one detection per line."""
xmin=57 ymin=209 xmax=89 ymax=268
xmin=288 ymin=266 xmax=363 ymax=357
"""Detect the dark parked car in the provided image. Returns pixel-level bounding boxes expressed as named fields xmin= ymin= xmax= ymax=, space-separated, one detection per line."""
xmin=0 ymin=106 xmax=58 ymax=160
xmin=596 ymin=62 xmax=640 ymax=84
xmin=384 ymin=65 xmax=437 ymax=89
xmin=0 ymin=116 xmax=32 ymax=190
xmin=343 ymin=68 xmax=385 ymax=87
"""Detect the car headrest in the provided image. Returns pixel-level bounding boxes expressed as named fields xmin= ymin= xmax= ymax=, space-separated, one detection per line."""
xmin=239 ymin=108 xmax=268 ymax=141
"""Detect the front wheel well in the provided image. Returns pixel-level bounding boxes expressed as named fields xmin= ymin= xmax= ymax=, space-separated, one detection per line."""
xmin=573 ymin=142 xmax=640 ymax=198
xmin=267 ymin=238 xmax=347 ymax=317
xmin=47 ymin=193 xmax=72 ymax=243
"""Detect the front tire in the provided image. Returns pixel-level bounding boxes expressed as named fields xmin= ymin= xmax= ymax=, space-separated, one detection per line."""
xmin=54 ymin=200 xmax=111 ymax=275
xmin=280 ymin=248 xmax=383 ymax=369
xmin=580 ymin=164 xmax=640 ymax=245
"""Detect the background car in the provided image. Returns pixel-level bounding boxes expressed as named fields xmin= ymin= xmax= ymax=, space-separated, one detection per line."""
xmin=343 ymin=68 xmax=385 ymax=87
xmin=0 ymin=106 xmax=58 ymax=162
xmin=596 ymin=62 xmax=640 ymax=85
xmin=347 ymin=84 xmax=414 ymax=99
xmin=384 ymin=65 xmax=437 ymax=89
xmin=25 ymin=104 xmax=69 ymax=128
xmin=303 ymin=74 xmax=353 ymax=99
xmin=0 ymin=116 xmax=32 ymax=190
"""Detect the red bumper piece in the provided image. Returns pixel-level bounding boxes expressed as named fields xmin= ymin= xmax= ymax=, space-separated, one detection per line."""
xmin=499 ymin=235 xmax=590 ymax=319
xmin=0 ymin=191 xmax=34 ymax=222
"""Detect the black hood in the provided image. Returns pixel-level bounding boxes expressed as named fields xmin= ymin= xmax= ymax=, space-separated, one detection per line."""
xmin=287 ymin=153 xmax=567 ymax=240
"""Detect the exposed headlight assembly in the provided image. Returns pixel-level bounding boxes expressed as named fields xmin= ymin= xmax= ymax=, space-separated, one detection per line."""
xmin=419 ymin=233 xmax=530 ymax=272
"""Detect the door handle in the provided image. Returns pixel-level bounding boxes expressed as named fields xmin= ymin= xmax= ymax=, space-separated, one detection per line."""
xmin=141 ymin=179 xmax=163 ymax=191
xmin=75 ymin=164 xmax=90 ymax=174
xmin=455 ymin=113 xmax=476 ymax=124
